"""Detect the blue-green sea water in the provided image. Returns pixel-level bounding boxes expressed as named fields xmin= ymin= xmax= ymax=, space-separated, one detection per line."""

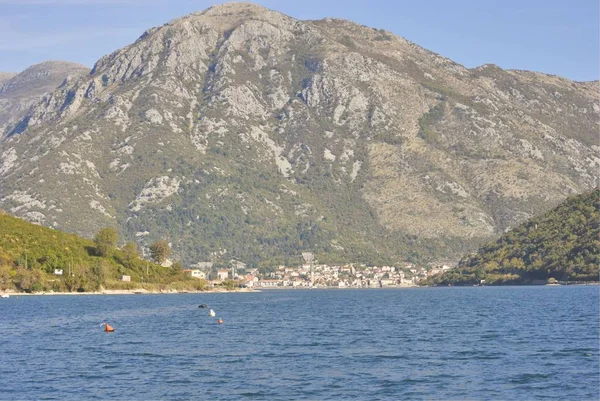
xmin=0 ymin=286 xmax=598 ymax=400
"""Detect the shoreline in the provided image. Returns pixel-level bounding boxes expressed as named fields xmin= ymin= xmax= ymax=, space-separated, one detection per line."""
xmin=0 ymin=288 xmax=258 ymax=296
xmin=2 ymin=282 xmax=597 ymax=297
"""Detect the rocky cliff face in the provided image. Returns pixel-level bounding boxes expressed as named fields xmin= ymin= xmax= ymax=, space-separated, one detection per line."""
xmin=0 ymin=3 xmax=597 ymax=265
xmin=0 ymin=61 xmax=89 ymax=136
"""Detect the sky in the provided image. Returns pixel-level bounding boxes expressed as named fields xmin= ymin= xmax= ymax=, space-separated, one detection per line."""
xmin=0 ymin=0 xmax=598 ymax=82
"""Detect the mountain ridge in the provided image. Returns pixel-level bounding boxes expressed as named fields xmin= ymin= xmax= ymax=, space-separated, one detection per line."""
xmin=0 ymin=61 xmax=89 ymax=138
xmin=0 ymin=2 xmax=597 ymax=266
xmin=0 ymin=72 xmax=16 ymax=86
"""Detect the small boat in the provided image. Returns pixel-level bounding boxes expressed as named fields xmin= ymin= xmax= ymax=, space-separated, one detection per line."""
xmin=209 ymin=309 xmax=216 ymax=317
xmin=198 ymin=304 xmax=209 ymax=308
xmin=1 ymin=294 xmax=9 ymax=298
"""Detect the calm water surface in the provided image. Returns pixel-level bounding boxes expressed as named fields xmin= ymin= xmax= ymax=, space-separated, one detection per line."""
xmin=0 ymin=286 xmax=598 ymax=400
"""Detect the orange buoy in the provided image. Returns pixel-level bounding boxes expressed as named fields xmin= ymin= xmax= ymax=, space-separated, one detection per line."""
xmin=104 ymin=323 xmax=115 ymax=332
xmin=217 ymin=319 xmax=223 ymax=324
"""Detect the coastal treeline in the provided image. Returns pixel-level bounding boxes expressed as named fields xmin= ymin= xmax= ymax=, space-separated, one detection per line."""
xmin=0 ymin=211 xmax=207 ymax=293
xmin=424 ymin=189 xmax=600 ymax=285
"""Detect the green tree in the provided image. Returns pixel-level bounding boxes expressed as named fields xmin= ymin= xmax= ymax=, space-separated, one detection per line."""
xmin=0 ymin=264 xmax=14 ymax=291
xmin=16 ymin=268 xmax=32 ymax=292
xmin=94 ymin=227 xmax=118 ymax=257
xmin=170 ymin=260 xmax=183 ymax=275
xmin=150 ymin=240 xmax=171 ymax=264
xmin=122 ymin=242 xmax=140 ymax=267
xmin=91 ymin=259 xmax=110 ymax=290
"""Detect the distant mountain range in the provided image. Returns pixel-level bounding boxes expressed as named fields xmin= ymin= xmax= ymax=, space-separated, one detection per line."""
xmin=0 ymin=72 xmax=16 ymax=85
xmin=0 ymin=2 xmax=598 ymax=267
xmin=0 ymin=61 xmax=89 ymax=136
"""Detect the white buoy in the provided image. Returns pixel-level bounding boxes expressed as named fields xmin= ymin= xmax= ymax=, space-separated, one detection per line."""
xmin=209 ymin=309 xmax=216 ymax=317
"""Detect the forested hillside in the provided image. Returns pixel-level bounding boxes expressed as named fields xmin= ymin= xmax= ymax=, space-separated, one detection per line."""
xmin=425 ymin=189 xmax=599 ymax=285
xmin=0 ymin=211 xmax=207 ymax=292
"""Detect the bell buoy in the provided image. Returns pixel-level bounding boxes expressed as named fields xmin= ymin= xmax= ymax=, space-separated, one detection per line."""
xmin=104 ymin=323 xmax=115 ymax=332
xmin=217 ymin=319 xmax=223 ymax=324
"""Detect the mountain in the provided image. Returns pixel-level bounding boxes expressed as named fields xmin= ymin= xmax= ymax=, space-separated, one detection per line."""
xmin=0 ymin=72 xmax=16 ymax=86
xmin=0 ymin=61 xmax=89 ymax=136
xmin=0 ymin=3 xmax=598 ymax=267
xmin=423 ymin=189 xmax=599 ymax=285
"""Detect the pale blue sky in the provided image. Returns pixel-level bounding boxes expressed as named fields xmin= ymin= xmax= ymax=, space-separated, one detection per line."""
xmin=0 ymin=0 xmax=598 ymax=81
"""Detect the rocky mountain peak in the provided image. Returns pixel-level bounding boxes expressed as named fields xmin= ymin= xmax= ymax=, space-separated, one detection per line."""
xmin=0 ymin=61 xmax=89 ymax=98
xmin=199 ymin=2 xmax=273 ymax=17
xmin=0 ymin=60 xmax=89 ymax=138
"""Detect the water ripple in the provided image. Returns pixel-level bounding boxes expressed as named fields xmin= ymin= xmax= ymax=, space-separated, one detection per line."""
xmin=0 ymin=287 xmax=597 ymax=400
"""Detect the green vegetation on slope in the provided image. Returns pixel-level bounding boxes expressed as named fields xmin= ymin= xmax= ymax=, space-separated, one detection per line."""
xmin=0 ymin=211 xmax=208 ymax=293
xmin=120 ymin=150 xmax=474 ymax=268
xmin=424 ymin=189 xmax=600 ymax=285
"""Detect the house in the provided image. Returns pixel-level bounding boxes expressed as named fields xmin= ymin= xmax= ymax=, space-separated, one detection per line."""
xmin=242 ymin=275 xmax=258 ymax=287
xmin=217 ymin=269 xmax=229 ymax=280
xmin=292 ymin=278 xmax=307 ymax=287
xmin=183 ymin=269 xmax=206 ymax=279
xmin=120 ymin=275 xmax=131 ymax=282
xmin=339 ymin=266 xmax=352 ymax=273
xmin=258 ymin=279 xmax=280 ymax=287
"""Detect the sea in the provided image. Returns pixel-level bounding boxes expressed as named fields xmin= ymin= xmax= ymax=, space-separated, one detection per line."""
xmin=0 ymin=286 xmax=598 ymax=400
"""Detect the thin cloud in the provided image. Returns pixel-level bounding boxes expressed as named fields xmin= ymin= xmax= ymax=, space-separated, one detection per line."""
xmin=0 ymin=0 xmax=152 ymax=5
xmin=0 ymin=27 xmax=143 ymax=51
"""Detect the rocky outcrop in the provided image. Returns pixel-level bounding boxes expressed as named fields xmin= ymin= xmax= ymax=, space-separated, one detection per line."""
xmin=0 ymin=61 xmax=89 ymax=136
xmin=0 ymin=2 xmax=597 ymax=265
